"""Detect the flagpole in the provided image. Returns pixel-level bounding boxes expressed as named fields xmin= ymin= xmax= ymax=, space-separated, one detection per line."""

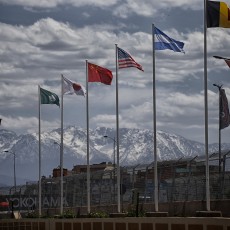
xmin=152 ymin=24 xmax=158 ymax=212
xmin=204 ymin=0 xmax=210 ymax=211
xmin=86 ymin=60 xmax=90 ymax=213
xmin=60 ymin=75 xmax=64 ymax=215
xmin=38 ymin=85 xmax=42 ymax=216
xmin=115 ymin=44 xmax=121 ymax=213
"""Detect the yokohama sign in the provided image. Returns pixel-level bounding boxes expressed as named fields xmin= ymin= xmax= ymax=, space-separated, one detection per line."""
xmin=1 ymin=196 xmax=69 ymax=209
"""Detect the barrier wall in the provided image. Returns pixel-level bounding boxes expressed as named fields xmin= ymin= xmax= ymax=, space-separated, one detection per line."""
xmin=1 ymin=217 xmax=230 ymax=230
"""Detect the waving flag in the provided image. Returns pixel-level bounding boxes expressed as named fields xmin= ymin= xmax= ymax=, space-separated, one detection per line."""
xmin=154 ymin=27 xmax=185 ymax=53
xmin=0 ymin=202 xmax=9 ymax=207
xmin=207 ymin=1 xmax=230 ymax=28
xmin=220 ymin=88 xmax=230 ymax=129
xmin=213 ymin=55 xmax=230 ymax=68
xmin=88 ymin=62 xmax=113 ymax=85
xmin=40 ymin=87 xmax=60 ymax=107
xmin=63 ymin=76 xmax=86 ymax=97
xmin=117 ymin=47 xmax=144 ymax=71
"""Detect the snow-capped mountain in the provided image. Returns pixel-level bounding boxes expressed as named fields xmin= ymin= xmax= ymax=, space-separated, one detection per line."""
xmin=0 ymin=126 xmax=229 ymax=185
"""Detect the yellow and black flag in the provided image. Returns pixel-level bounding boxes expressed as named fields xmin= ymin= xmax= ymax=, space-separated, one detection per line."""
xmin=207 ymin=1 xmax=230 ymax=28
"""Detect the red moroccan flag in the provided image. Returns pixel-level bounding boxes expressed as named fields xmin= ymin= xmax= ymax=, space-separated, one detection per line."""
xmin=220 ymin=88 xmax=230 ymax=130
xmin=213 ymin=55 xmax=230 ymax=68
xmin=88 ymin=62 xmax=113 ymax=85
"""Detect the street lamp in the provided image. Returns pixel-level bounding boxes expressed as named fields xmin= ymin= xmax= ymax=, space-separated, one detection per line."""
xmin=53 ymin=141 xmax=64 ymax=215
xmin=4 ymin=150 xmax=16 ymax=193
xmin=103 ymin=135 xmax=116 ymax=204
xmin=103 ymin=136 xmax=116 ymax=168
xmin=54 ymin=141 xmax=61 ymax=168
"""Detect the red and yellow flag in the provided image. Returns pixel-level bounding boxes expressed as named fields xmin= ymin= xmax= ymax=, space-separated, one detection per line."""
xmin=88 ymin=63 xmax=113 ymax=85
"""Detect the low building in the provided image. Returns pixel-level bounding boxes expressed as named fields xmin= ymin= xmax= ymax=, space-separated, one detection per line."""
xmin=52 ymin=167 xmax=68 ymax=178
xmin=72 ymin=162 xmax=113 ymax=174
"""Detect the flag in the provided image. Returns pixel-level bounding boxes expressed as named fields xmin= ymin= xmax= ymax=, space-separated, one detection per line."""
xmin=117 ymin=47 xmax=144 ymax=71
xmin=0 ymin=202 xmax=9 ymax=207
xmin=220 ymin=88 xmax=230 ymax=129
xmin=207 ymin=1 xmax=230 ymax=28
xmin=88 ymin=62 xmax=113 ymax=85
xmin=154 ymin=27 xmax=185 ymax=53
xmin=63 ymin=76 xmax=86 ymax=97
xmin=213 ymin=55 xmax=230 ymax=68
xmin=40 ymin=87 xmax=60 ymax=107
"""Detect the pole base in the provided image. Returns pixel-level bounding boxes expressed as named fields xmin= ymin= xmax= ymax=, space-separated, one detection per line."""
xmin=196 ymin=211 xmax=222 ymax=217
xmin=109 ymin=213 xmax=126 ymax=218
xmin=146 ymin=212 xmax=168 ymax=217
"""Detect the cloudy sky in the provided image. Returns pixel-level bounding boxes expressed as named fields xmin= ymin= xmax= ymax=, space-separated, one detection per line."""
xmin=0 ymin=0 xmax=230 ymax=144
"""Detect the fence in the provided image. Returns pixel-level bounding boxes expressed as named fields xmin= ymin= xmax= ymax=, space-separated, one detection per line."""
xmin=1 ymin=155 xmax=230 ymax=216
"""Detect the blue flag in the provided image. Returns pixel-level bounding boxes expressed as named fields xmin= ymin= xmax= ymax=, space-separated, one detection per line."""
xmin=154 ymin=27 xmax=185 ymax=53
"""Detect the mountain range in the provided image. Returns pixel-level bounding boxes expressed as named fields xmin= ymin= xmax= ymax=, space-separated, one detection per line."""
xmin=0 ymin=126 xmax=229 ymax=186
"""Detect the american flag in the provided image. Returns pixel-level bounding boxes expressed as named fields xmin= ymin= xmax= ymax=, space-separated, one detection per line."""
xmin=117 ymin=47 xmax=144 ymax=71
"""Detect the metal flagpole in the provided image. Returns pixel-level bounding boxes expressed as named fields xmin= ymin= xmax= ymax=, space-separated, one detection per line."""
xmin=204 ymin=0 xmax=210 ymax=211
xmin=38 ymin=85 xmax=42 ymax=216
xmin=60 ymin=75 xmax=64 ymax=215
xmin=115 ymin=44 xmax=121 ymax=213
xmin=86 ymin=60 xmax=90 ymax=213
xmin=213 ymin=84 xmax=222 ymax=175
xmin=152 ymin=24 xmax=158 ymax=212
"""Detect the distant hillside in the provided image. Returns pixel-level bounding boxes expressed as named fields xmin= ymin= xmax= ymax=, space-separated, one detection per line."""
xmin=0 ymin=126 xmax=229 ymax=184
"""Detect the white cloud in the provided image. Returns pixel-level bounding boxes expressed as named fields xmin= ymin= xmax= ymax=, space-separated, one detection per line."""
xmin=1 ymin=16 xmax=230 ymax=143
xmin=0 ymin=115 xmax=60 ymax=134
xmin=0 ymin=0 xmax=206 ymax=17
xmin=0 ymin=0 xmax=118 ymax=8
xmin=90 ymin=114 xmax=116 ymax=128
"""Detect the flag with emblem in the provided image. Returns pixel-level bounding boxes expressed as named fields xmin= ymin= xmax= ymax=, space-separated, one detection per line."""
xmin=220 ymin=88 xmax=230 ymax=129
xmin=40 ymin=87 xmax=60 ymax=107
xmin=88 ymin=62 xmax=113 ymax=85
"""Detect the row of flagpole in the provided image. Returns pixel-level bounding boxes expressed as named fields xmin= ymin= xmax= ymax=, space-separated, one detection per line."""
xmin=37 ymin=26 xmax=185 ymax=215
xmin=204 ymin=0 xmax=230 ymax=211
xmin=37 ymin=0 xmax=230 ymax=214
xmin=37 ymin=47 xmax=144 ymax=215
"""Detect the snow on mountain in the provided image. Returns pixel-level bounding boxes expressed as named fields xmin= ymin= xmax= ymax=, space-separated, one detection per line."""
xmin=0 ymin=126 xmax=229 ymax=185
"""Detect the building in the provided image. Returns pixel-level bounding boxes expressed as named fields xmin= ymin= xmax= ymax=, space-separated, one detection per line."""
xmin=72 ymin=162 xmax=113 ymax=174
xmin=52 ymin=167 xmax=68 ymax=178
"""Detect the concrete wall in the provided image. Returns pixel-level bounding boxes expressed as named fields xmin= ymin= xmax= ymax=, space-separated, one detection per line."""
xmin=1 ymin=217 xmax=230 ymax=230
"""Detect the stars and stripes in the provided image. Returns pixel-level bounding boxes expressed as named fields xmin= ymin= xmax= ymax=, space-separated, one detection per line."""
xmin=117 ymin=47 xmax=144 ymax=71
